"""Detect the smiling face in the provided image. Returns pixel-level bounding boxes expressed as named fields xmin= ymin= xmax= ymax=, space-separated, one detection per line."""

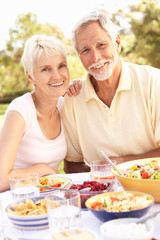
xmin=28 ymin=52 xmax=69 ymax=99
xmin=76 ymin=22 xmax=120 ymax=81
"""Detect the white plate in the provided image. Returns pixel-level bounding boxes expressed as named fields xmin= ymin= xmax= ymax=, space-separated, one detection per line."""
xmin=6 ymin=196 xmax=48 ymax=230
xmin=39 ymin=175 xmax=72 ymax=196
xmin=100 ymin=218 xmax=154 ymax=240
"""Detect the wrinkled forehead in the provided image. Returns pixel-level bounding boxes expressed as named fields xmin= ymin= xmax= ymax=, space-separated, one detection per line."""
xmin=75 ymin=22 xmax=113 ymax=50
xmin=73 ymin=17 xmax=118 ymax=51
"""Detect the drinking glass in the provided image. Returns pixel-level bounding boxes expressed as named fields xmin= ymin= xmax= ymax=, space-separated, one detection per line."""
xmin=9 ymin=172 xmax=39 ymax=200
xmin=46 ymin=190 xmax=82 ymax=239
xmin=90 ymin=160 xmax=116 ymax=184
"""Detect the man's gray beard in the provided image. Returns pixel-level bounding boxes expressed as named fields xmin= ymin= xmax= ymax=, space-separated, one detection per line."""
xmin=89 ymin=68 xmax=113 ymax=81
xmin=88 ymin=61 xmax=114 ymax=81
xmin=89 ymin=53 xmax=118 ymax=81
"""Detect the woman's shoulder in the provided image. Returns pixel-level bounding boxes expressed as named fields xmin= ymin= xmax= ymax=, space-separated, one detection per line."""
xmin=10 ymin=92 xmax=32 ymax=107
xmin=1 ymin=93 xmax=33 ymax=129
xmin=6 ymin=92 xmax=34 ymax=122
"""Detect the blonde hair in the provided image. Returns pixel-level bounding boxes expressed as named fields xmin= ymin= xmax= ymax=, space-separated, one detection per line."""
xmin=21 ymin=35 xmax=66 ymax=78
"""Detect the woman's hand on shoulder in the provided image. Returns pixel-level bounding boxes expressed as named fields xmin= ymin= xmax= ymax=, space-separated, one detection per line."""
xmin=66 ymin=79 xmax=82 ymax=97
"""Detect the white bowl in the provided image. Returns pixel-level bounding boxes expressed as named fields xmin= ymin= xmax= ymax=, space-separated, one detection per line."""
xmin=6 ymin=196 xmax=48 ymax=230
xmin=100 ymin=218 xmax=154 ymax=240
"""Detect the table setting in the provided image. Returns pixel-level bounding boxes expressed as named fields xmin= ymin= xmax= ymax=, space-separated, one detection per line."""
xmin=0 ymin=157 xmax=160 ymax=240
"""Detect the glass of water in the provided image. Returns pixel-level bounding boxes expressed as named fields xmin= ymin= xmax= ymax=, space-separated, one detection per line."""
xmin=46 ymin=190 xmax=82 ymax=239
xmin=9 ymin=172 xmax=39 ymax=200
xmin=90 ymin=160 xmax=117 ymax=184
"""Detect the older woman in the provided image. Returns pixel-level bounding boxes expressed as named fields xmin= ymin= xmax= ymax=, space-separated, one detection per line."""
xmin=0 ymin=35 xmax=70 ymax=192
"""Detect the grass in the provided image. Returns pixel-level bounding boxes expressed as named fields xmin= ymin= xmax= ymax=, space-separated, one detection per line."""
xmin=58 ymin=161 xmax=65 ymax=174
xmin=0 ymin=103 xmax=8 ymax=126
xmin=0 ymin=103 xmax=64 ymax=173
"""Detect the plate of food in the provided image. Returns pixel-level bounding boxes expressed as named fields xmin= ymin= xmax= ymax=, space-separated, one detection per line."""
xmin=39 ymin=175 xmax=72 ymax=196
xmin=6 ymin=196 xmax=48 ymax=230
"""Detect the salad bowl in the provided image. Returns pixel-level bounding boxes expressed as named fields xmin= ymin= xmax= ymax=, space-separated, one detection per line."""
xmin=85 ymin=191 xmax=154 ymax=222
xmin=112 ymin=158 xmax=160 ymax=202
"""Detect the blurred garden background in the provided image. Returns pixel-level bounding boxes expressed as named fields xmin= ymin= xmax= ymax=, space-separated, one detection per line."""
xmin=0 ymin=0 xmax=160 ymax=106
xmin=0 ymin=0 xmax=160 ymax=172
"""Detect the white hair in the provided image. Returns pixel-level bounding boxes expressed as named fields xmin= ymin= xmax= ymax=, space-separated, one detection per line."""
xmin=72 ymin=11 xmax=118 ymax=51
xmin=21 ymin=35 xmax=66 ymax=78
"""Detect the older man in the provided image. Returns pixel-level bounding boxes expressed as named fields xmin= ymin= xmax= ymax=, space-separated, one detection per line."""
xmin=62 ymin=11 xmax=160 ymax=173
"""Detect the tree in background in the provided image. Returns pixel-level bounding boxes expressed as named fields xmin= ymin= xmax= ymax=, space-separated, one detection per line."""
xmin=114 ymin=0 xmax=160 ymax=68
xmin=0 ymin=13 xmax=86 ymax=100
xmin=0 ymin=0 xmax=160 ymax=101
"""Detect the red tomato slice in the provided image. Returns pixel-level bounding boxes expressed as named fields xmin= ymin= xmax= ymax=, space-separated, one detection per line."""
xmin=91 ymin=201 xmax=102 ymax=209
xmin=50 ymin=183 xmax=62 ymax=187
xmin=142 ymin=171 xmax=151 ymax=179
xmin=110 ymin=197 xmax=120 ymax=204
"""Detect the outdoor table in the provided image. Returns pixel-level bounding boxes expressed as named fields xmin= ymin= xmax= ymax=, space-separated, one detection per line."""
xmin=0 ymin=172 xmax=160 ymax=240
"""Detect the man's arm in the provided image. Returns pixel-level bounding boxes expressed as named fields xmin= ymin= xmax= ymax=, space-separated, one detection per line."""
xmin=110 ymin=147 xmax=160 ymax=164
xmin=64 ymin=159 xmax=90 ymax=173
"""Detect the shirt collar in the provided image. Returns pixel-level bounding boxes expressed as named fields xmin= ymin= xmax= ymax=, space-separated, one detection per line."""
xmin=84 ymin=59 xmax=132 ymax=102
xmin=117 ymin=59 xmax=132 ymax=92
xmin=84 ymin=74 xmax=99 ymax=102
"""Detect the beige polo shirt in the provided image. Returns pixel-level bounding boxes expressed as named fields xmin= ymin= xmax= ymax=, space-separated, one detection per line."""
xmin=62 ymin=60 xmax=160 ymax=164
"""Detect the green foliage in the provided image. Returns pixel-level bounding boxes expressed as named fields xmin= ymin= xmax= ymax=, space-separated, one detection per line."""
xmin=58 ymin=161 xmax=65 ymax=174
xmin=115 ymin=0 xmax=160 ymax=68
xmin=1 ymin=2 xmax=160 ymax=102
xmin=68 ymin=56 xmax=87 ymax=80
xmin=0 ymin=103 xmax=8 ymax=127
xmin=0 ymin=13 xmax=85 ymax=102
xmin=128 ymin=0 xmax=160 ymax=68
xmin=0 ymin=103 xmax=8 ymax=115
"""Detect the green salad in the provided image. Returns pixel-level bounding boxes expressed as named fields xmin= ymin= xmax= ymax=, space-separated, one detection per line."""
xmin=122 ymin=160 xmax=160 ymax=179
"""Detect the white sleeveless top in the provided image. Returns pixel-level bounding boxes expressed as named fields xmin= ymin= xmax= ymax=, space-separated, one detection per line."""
xmin=1 ymin=93 xmax=67 ymax=170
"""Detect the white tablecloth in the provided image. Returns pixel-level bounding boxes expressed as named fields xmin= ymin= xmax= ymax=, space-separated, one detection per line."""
xmin=0 ymin=172 xmax=160 ymax=240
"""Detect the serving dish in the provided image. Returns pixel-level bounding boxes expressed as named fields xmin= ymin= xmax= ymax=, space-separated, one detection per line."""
xmin=39 ymin=175 xmax=72 ymax=196
xmin=69 ymin=180 xmax=115 ymax=209
xmin=100 ymin=217 xmax=154 ymax=240
xmin=85 ymin=191 xmax=154 ymax=222
xmin=6 ymin=196 xmax=48 ymax=230
xmin=112 ymin=158 xmax=160 ymax=202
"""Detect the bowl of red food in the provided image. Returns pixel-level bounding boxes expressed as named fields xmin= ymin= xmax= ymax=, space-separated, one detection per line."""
xmin=69 ymin=180 xmax=115 ymax=209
